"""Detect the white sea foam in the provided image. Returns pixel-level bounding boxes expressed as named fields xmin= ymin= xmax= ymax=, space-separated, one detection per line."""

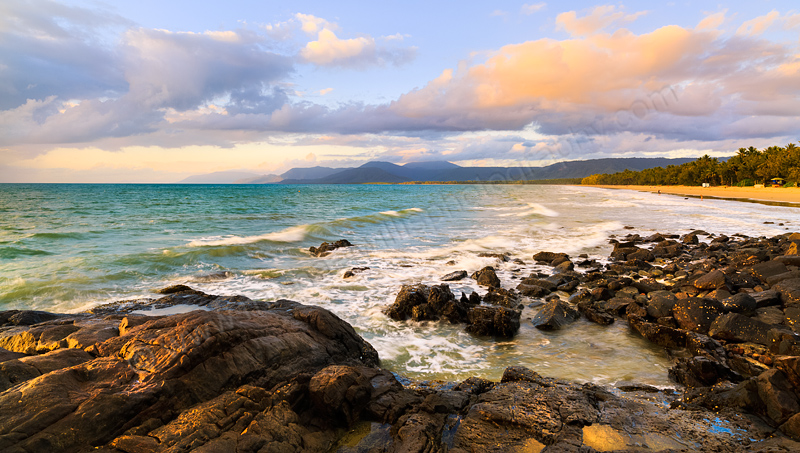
xmin=186 ymin=225 xmax=312 ymax=247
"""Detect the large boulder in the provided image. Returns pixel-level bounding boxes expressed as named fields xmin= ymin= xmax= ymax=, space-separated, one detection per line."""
xmin=471 ymin=266 xmax=501 ymax=288
xmin=384 ymin=284 xmax=468 ymax=323
xmin=0 ymin=302 xmax=379 ymax=453
xmin=466 ymin=306 xmax=521 ymax=338
xmin=673 ymin=298 xmax=724 ymax=333
xmin=709 ymin=313 xmax=772 ymax=345
xmin=531 ymin=300 xmax=580 ymax=330
xmin=774 ymin=278 xmax=800 ymax=306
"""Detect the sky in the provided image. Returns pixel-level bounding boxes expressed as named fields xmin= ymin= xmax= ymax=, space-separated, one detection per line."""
xmin=1 ymin=1 xmax=799 ymax=182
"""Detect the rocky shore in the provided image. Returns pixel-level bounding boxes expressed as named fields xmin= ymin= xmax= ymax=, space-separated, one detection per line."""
xmin=2 ymin=231 xmax=800 ymax=452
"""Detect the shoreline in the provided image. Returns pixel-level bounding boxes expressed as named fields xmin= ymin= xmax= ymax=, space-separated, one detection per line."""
xmin=589 ymin=184 xmax=800 ymax=205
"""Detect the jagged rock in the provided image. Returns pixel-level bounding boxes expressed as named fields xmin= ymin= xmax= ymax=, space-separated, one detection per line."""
xmin=0 ymin=302 xmax=379 ymax=453
xmin=758 ymin=369 xmax=800 ymax=425
xmin=752 ymin=289 xmax=781 ymax=308
xmin=385 ymin=284 xmax=468 ymax=323
xmin=694 ymin=270 xmax=728 ymax=290
xmin=673 ymin=297 xmax=724 ymax=333
xmin=754 ymin=306 xmax=785 ymax=326
xmin=669 ymin=356 xmax=735 ymax=387
xmin=465 ymin=306 xmax=521 ymax=338
xmin=645 ymin=291 xmax=677 ymax=319
xmin=750 ymin=261 xmax=790 ymax=283
xmin=471 ymin=266 xmax=500 ymax=288
xmin=441 ymin=270 xmax=468 ymax=281
xmin=709 ymin=313 xmax=772 ymax=345
xmin=628 ymin=316 xmax=687 ymax=349
xmin=721 ymin=293 xmax=758 ymax=315
xmin=477 ymin=252 xmax=509 ymax=262
xmin=531 ymin=300 xmax=580 ymax=330
xmin=532 ymin=251 xmax=569 ymax=263
xmin=309 ymin=239 xmax=353 ymax=257
xmin=343 ymin=266 xmax=369 ymax=278
xmin=774 ymin=278 xmax=800 ymax=306
xmin=482 ymin=287 xmax=521 ymax=309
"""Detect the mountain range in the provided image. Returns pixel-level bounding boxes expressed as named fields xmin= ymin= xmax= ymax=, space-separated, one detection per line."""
xmin=179 ymin=157 xmax=698 ymax=184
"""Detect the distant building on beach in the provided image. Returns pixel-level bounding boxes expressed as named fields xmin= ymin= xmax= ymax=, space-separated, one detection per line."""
xmin=770 ymin=177 xmax=786 ymax=187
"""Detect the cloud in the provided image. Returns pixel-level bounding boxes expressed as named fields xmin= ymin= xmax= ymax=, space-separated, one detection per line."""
xmin=319 ymin=88 xmax=334 ymax=95
xmin=556 ymin=5 xmax=647 ymax=37
xmin=300 ymin=28 xmax=415 ymax=67
xmin=301 ymin=29 xmax=376 ymax=65
xmin=737 ymin=10 xmax=781 ymax=36
xmin=0 ymin=0 xmax=130 ymax=110
xmin=696 ymin=10 xmax=727 ymax=31
xmin=521 ymin=3 xmax=547 ymax=15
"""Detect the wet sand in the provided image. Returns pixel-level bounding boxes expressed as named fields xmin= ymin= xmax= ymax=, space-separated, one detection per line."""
xmin=590 ymin=185 xmax=800 ymax=205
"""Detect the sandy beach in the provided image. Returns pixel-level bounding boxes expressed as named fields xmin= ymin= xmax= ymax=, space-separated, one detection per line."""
xmin=590 ymin=184 xmax=800 ymax=204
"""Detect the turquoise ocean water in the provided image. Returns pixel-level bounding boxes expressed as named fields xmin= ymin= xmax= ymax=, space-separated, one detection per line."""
xmin=1 ymin=183 xmax=798 ymax=385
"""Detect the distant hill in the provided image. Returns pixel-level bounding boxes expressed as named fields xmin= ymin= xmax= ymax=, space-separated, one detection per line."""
xmin=178 ymin=157 xmax=699 ymax=185
xmin=179 ymin=171 xmax=260 ymax=184
xmin=234 ymin=174 xmax=283 ymax=184
xmin=279 ymin=166 xmax=342 ymax=180
xmin=282 ymin=167 xmax=409 ymax=184
xmin=278 ymin=157 xmax=696 ymax=184
xmin=402 ymin=161 xmax=461 ymax=170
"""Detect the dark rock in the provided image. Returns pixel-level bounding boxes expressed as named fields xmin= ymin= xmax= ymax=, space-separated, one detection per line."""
xmin=672 ymin=297 xmax=723 ymax=333
xmin=465 ymin=306 xmax=521 ymax=338
xmin=709 ymin=313 xmax=772 ymax=345
xmin=532 ymin=251 xmax=569 ymax=263
xmin=631 ymin=278 xmax=666 ymax=294
xmin=757 ymin=369 xmax=800 ymax=425
xmin=385 ymin=284 xmax=429 ymax=321
xmin=669 ymin=356 xmax=733 ymax=387
xmin=577 ymin=300 xmax=615 ymax=325
xmin=0 ymin=302 xmax=379 ymax=453
xmin=768 ymin=270 xmax=800 ymax=286
xmin=568 ymin=288 xmax=592 ymax=305
xmin=309 ymin=365 xmax=372 ymax=427
xmin=482 ymin=287 xmax=521 ymax=309
xmin=777 ymin=255 xmax=800 ymax=266
xmin=343 ymin=267 xmax=369 ymax=278
xmin=780 ymin=413 xmax=800 ymax=441
xmin=720 ymin=293 xmax=757 ymax=314
xmin=0 ymin=310 xmax=64 ymax=327
xmin=478 ymin=252 xmax=509 ymax=262
xmin=645 ymin=292 xmax=677 ymax=319
xmin=754 ymin=306 xmax=785 ymax=326
xmin=752 ymin=289 xmax=781 ymax=307
xmin=453 ymin=376 xmax=495 ymax=394
xmin=531 ymin=300 xmax=580 ymax=330
xmin=750 ymin=260 xmax=790 ymax=283
xmin=441 ymin=270 xmax=468 ymax=281
xmin=628 ymin=316 xmax=687 ymax=349
xmin=553 ymin=260 xmax=575 ymax=273
xmin=309 ymin=239 xmax=353 ymax=257
xmin=786 ymin=307 xmax=800 ymax=333
xmin=154 ymin=284 xmax=196 ymax=294
xmin=471 ymin=266 xmax=500 ymax=288
xmin=774 ymin=278 xmax=800 ymax=306
xmin=682 ymin=233 xmax=699 ymax=244
xmin=500 ymin=366 xmax=556 ymax=386
xmin=694 ymin=270 xmax=728 ymax=290
xmin=0 ymin=347 xmax=25 ymax=363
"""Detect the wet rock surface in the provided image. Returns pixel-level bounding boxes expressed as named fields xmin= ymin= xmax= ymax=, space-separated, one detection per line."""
xmin=309 ymin=239 xmax=353 ymax=257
